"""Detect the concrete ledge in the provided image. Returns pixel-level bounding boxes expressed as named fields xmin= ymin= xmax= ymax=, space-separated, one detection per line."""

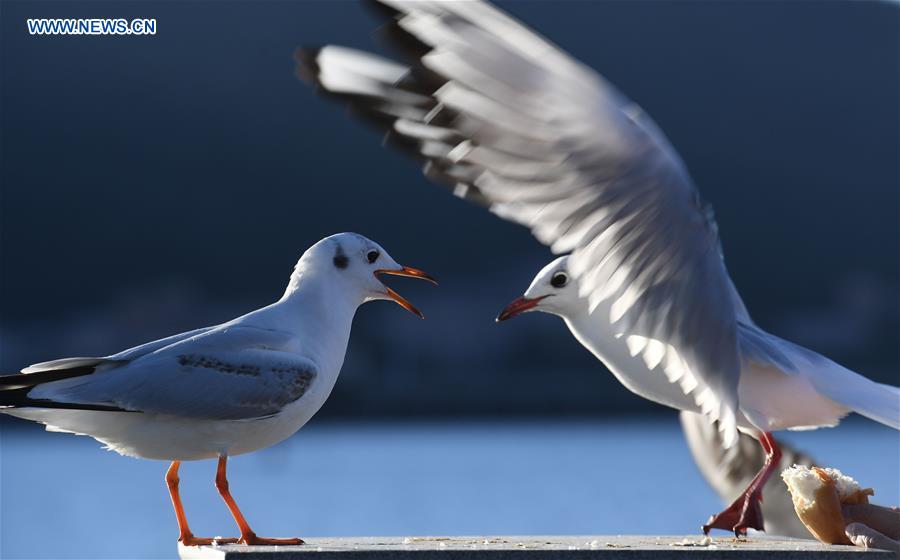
xmin=178 ymin=536 xmax=892 ymax=560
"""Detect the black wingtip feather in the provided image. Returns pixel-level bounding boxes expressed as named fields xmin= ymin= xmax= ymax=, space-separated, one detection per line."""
xmin=362 ymin=0 xmax=403 ymax=21
xmin=383 ymin=129 xmax=427 ymax=160
xmin=377 ymin=20 xmax=432 ymax=60
xmin=347 ymin=103 xmax=403 ymax=131
xmin=294 ymin=46 xmax=323 ymax=85
xmin=0 ymin=386 xmax=133 ymax=412
xmin=0 ymin=366 xmax=99 ymax=390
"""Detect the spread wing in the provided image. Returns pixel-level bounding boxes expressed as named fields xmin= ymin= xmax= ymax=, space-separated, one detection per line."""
xmin=298 ymin=0 xmax=741 ymax=445
xmin=18 ymin=326 xmax=318 ymax=420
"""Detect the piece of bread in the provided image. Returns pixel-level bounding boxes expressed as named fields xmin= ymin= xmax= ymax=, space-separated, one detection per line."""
xmin=781 ymin=465 xmax=875 ymax=545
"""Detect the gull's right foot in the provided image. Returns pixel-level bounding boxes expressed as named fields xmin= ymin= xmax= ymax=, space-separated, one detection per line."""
xmin=238 ymin=532 xmax=304 ymax=546
xmin=179 ymin=533 xmax=239 ymax=547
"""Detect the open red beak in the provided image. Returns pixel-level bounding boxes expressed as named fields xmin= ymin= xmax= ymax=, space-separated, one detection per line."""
xmin=495 ymin=295 xmax=549 ymax=322
xmin=374 ymin=266 xmax=438 ymax=319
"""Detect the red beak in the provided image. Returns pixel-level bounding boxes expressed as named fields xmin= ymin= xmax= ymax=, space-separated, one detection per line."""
xmin=496 ymin=295 xmax=549 ymax=322
xmin=374 ymin=266 xmax=438 ymax=319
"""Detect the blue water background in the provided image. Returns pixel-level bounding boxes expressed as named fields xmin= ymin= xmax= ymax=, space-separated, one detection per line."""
xmin=1 ymin=418 xmax=897 ymax=559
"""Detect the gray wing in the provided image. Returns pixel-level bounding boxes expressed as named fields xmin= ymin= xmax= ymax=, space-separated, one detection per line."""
xmin=299 ymin=0 xmax=740 ymax=444
xmin=26 ymin=326 xmax=318 ymax=420
xmin=15 ymin=327 xmax=215 ymax=375
xmin=0 ymin=326 xmax=216 ymax=391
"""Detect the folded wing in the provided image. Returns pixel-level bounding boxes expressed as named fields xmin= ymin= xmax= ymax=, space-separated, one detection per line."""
xmin=15 ymin=326 xmax=318 ymax=421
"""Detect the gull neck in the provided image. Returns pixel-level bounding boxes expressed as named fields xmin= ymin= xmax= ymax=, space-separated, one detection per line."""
xmin=272 ymin=269 xmax=361 ymax=373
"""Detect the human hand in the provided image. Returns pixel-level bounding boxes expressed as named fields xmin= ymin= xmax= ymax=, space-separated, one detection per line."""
xmin=842 ymin=504 xmax=900 ymax=553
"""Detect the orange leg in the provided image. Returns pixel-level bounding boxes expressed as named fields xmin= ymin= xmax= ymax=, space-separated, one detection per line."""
xmin=215 ymin=456 xmax=304 ymax=545
xmin=166 ymin=461 xmax=238 ymax=546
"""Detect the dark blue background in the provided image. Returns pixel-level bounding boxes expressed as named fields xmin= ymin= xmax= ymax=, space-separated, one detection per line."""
xmin=2 ymin=0 xmax=897 ymax=417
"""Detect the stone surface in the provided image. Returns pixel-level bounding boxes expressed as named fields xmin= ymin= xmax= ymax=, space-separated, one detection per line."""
xmin=178 ymin=536 xmax=892 ymax=560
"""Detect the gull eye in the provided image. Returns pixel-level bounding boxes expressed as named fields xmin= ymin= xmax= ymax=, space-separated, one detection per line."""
xmin=366 ymin=250 xmax=380 ymax=264
xmin=551 ymin=271 xmax=568 ymax=288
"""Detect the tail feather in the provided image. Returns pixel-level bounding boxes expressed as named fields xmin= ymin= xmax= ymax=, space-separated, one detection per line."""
xmin=811 ymin=372 xmax=900 ymax=430
xmin=739 ymin=324 xmax=900 ymax=430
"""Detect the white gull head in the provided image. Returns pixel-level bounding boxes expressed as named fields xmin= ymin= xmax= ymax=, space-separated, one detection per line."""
xmin=496 ymin=255 xmax=580 ymax=321
xmin=284 ymin=232 xmax=437 ymax=318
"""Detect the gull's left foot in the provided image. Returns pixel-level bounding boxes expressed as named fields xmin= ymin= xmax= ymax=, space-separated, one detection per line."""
xmin=704 ymin=431 xmax=780 ymax=538
xmin=238 ymin=532 xmax=304 ymax=546
xmin=703 ymin=490 xmax=764 ymax=537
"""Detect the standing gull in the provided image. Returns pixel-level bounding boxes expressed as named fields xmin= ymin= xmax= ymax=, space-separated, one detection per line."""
xmin=296 ymin=0 xmax=899 ymax=535
xmin=0 ymin=233 xmax=436 ymax=546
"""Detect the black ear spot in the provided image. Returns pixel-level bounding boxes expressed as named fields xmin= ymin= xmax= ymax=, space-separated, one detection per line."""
xmin=333 ymin=246 xmax=348 ymax=269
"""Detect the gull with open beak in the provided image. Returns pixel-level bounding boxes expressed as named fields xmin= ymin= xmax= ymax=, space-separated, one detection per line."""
xmin=0 ymin=232 xmax=436 ymax=546
xmin=298 ymin=0 xmax=899 ymax=537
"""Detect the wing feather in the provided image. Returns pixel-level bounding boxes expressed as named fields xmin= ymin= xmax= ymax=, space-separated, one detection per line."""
xmin=298 ymin=0 xmax=741 ymax=446
xmin=23 ymin=326 xmax=317 ymax=421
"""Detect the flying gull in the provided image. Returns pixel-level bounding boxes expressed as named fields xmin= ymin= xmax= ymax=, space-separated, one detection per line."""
xmin=296 ymin=0 xmax=899 ymax=535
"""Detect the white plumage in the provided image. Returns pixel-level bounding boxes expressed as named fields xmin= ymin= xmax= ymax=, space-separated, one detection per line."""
xmin=1 ymin=232 xmax=436 ymax=545
xmin=298 ymin=0 xmax=899 ymax=536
